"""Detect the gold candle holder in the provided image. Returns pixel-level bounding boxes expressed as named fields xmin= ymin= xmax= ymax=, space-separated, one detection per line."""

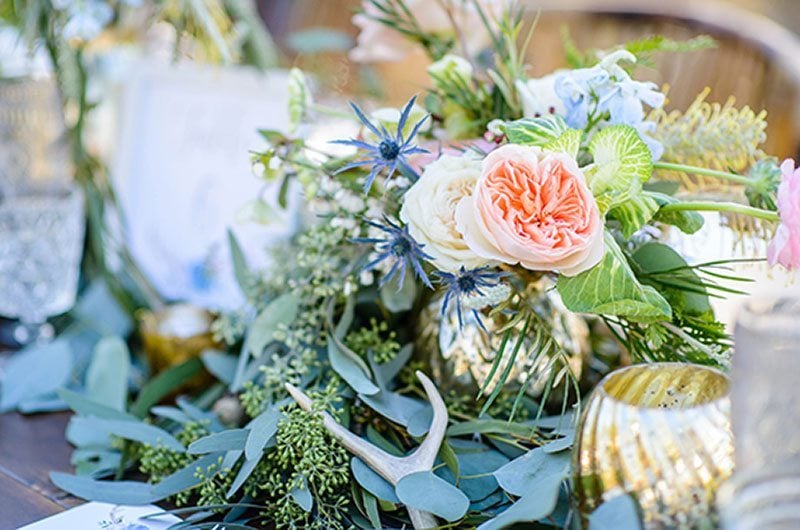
xmin=139 ymin=304 xmax=219 ymax=379
xmin=573 ymin=363 xmax=733 ymax=529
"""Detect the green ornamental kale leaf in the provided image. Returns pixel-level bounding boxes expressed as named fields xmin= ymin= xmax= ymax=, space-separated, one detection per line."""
xmin=557 ymin=233 xmax=672 ymax=322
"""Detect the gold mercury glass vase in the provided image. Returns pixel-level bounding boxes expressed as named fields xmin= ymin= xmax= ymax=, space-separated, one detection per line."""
xmin=573 ymin=362 xmax=733 ymax=529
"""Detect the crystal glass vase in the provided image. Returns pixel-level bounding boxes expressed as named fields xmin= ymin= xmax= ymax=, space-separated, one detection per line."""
xmin=0 ymin=185 xmax=85 ymax=343
xmin=0 ymin=76 xmax=71 ymax=197
xmin=574 ymin=362 xmax=734 ymax=529
xmin=718 ymin=297 xmax=800 ymax=529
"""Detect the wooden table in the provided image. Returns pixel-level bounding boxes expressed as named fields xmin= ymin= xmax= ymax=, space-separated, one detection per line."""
xmin=0 ymin=411 xmax=81 ymax=529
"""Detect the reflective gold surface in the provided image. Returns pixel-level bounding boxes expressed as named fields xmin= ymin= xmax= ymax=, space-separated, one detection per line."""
xmin=415 ymin=278 xmax=591 ymax=398
xmin=574 ymin=363 xmax=733 ymax=529
xmin=139 ymin=304 xmax=218 ymax=379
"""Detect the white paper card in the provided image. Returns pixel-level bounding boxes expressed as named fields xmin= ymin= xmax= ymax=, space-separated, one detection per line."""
xmin=113 ymin=61 xmax=297 ymax=310
xmin=18 ymin=502 xmax=181 ymax=530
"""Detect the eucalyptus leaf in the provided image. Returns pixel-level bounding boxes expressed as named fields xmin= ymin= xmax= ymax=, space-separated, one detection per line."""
xmin=50 ymin=472 xmax=158 ymax=504
xmin=406 ymin=405 xmax=433 ymax=437
xmin=151 ymin=406 xmax=192 ymax=425
xmin=396 ymin=471 xmax=470 ymax=522
xmin=130 ymin=358 xmax=204 ymax=418
xmin=72 ymin=280 xmax=133 ymax=337
xmin=371 ymin=344 xmax=413 ymax=389
xmin=188 ymin=430 xmax=249 ymax=454
xmin=362 ymin=490 xmax=382 ymax=529
xmin=476 ymin=484 xmax=563 ymax=530
xmin=455 ymin=447 xmax=509 ymax=501
xmin=542 ymin=432 xmax=575 ymax=453
xmin=89 ymin=418 xmax=185 ymax=452
xmin=86 ymin=336 xmax=130 ymax=411
xmin=290 ymin=477 xmax=313 ymax=512
xmin=71 ymin=448 xmax=121 ymax=478
xmin=557 ymin=233 xmax=672 ymax=322
xmin=227 ymin=455 xmax=260 ymax=498
xmin=0 ymin=339 xmax=72 ymax=411
xmin=246 ymin=293 xmax=301 ymax=357
xmin=328 ymin=335 xmax=380 ymax=395
xmin=493 ymin=447 xmax=570 ymax=497
xmin=152 ymin=453 xmax=225 ymax=498
xmin=201 ymin=350 xmax=238 ymax=385
xmin=245 ymin=406 xmax=282 ymax=460
xmin=59 ymin=388 xmax=138 ymax=422
xmin=380 ymin=270 xmax=417 ymax=312
xmin=228 ymin=229 xmax=250 ymax=294
xmin=358 ymin=388 xmax=427 ymax=428
xmin=66 ymin=416 xmax=115 ymax=448
xmin=589 ymin=494 xmax=642 ymax=530
xmin=351 ymin=457 xmax=399 ymax=504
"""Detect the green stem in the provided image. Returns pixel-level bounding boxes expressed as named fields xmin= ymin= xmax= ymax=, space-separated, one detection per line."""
xmin=659 ymin=200 xmax=779 ymax=222
xmin=310 ymin=103 xmax=357 ymax=121
xmin=654 ymin=161 xmax=752 ymax=186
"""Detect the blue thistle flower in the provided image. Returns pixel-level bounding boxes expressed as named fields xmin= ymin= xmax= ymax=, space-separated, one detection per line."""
xmin=333 ymin=96 xmax=429 ymax=193
xmin=436 ymin=266 xmax=508 ymax=331
xmin=353 ymin=217 xmax=433 ymax=289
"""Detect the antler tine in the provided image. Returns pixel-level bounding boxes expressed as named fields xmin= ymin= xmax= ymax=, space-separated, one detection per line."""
xmin=403 ymin=370 xmax=449 ymax=470
xmin=285 ymin=383 xmax=403 ymax=482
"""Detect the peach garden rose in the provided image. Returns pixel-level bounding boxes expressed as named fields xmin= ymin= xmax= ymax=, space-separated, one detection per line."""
xmin=455 ymin=144 xmax=604 ymax=276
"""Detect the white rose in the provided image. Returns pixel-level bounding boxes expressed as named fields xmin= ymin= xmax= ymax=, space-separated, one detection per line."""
xmin=400 ymin=154 xmax=491 ymax=272
xmin=515 ymin=72 xmax=566 ymax=118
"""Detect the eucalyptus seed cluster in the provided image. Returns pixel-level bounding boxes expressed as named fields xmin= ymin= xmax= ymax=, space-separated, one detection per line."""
xmin=138 ymin=420 xmax=210 ymax=505
xmin=247 ymin=382 xmax=351 ymax=529
xmin=345 ymin=317 xmax=401 ymax=364
xmin=194 ymin=457 xmax=237 ymax=509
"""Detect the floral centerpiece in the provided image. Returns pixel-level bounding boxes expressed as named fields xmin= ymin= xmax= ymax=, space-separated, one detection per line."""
xmin=49 ymin=1 xmax=798 ymax=529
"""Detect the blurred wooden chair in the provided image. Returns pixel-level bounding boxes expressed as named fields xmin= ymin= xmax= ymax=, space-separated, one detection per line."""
xmin=267 ymin=0 xmax=800 ymax=159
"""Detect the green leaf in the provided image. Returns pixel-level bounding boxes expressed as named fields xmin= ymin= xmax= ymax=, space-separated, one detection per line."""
xmin=362 ymin=490 xmax=382 ymax=529
xmin=352 ymin=458 xmax=399 ymax=504
xmin=227 ymin=230 xmax=249 ymax=294
xmin=201 ymin=350 xmax=238 ymax=385
xmin=505 ymin=115 xmax=569 ymax=146
xmin=380 ymin=270 xmax=417 ymax=312
xmin=649 ymin=192 xmax=705 ymax=234
xmin=493 ymin=447 xmax=570 ymax=497
xmin=447 ymin=419 xmax=536 ymax=439
xmin=86 ymin=336 xmax=130 ymax=412
xmin=589 ymin=494 xmax=643 ymax=530
xmin=227 ymin=456 xmax=260 ymax=498
xmin=557 ymin=233 xmax=672 ymax=322
xmin=358 ymin=389 xmax=427 ymax=428
xmin=188 ymin=430 xmax=249 ymax=454
xmin=89 ymin=418 xmax=185 ymax=452
xmin=328 ymin=334 xmax=380 ymax=395
xmin=130 ymin=357 xmax=204 ymax=418
xmin=631 ymin=242 xmax=712 ymax=317
xmin=0 ymin=339 xmax=72 ymax=412
xmin=290 ymin=477 xmax=313 ymax=512
xmin=246 ymin=293 xmax=301 ymax=357
xmin=543 ymin=128 xmax=582 ymax=158
xmin=245 ymin=406 xmax=282 ymax=460
xmin=151 ymin=406 xmax=192 ymax=424
xmin=58 ymin=388 xmax=138 ymax=422
xmin=371 ymin=344 xmax=413 ymax=389
xmin=72 ymin=280 xmax=133 ymax=337
xmin=396 ymin=471 xmax=470 ymax=522
xmin=610 ymin=193 xmax=660 ymax=238
xmin=476 ymin=484 xmax=563 ymax=529
xmin=452 ymin=443 xmax=508 ymax=501
xmin=586 ymin=125 xmax=653 ymax=212
xmin=50 ymin=472 xmax=158 ymax=504
xmin=151 ymin=453 xmax=224 ymax=499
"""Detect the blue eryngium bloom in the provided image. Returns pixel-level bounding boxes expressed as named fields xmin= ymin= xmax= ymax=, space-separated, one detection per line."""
xmin=354 ymin=217 xmax=433 ymax=290
xmin=436 ymin=266 xmax=507 ymax=332
xmin=333 ymin=97 xmax=429 ymax=193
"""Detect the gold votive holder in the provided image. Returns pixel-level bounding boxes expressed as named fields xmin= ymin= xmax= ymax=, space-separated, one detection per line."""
xmin=139 ymin=304 xmax=218 ymax=383
xmin=573 ymin=362 xmax=733 ymax=529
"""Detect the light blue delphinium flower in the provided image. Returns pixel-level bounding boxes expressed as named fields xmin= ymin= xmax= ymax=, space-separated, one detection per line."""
xmin=333 ymin=96 xmax=429 ymax=193
xmin=353 ymin=217 xmax=433 ymax=289
xmin=554 ymin=50 xmax=666 ymax=159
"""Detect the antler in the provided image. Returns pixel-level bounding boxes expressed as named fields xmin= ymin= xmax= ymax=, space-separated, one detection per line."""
xmin=285 ymin=370 xmax=448 ymax=530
